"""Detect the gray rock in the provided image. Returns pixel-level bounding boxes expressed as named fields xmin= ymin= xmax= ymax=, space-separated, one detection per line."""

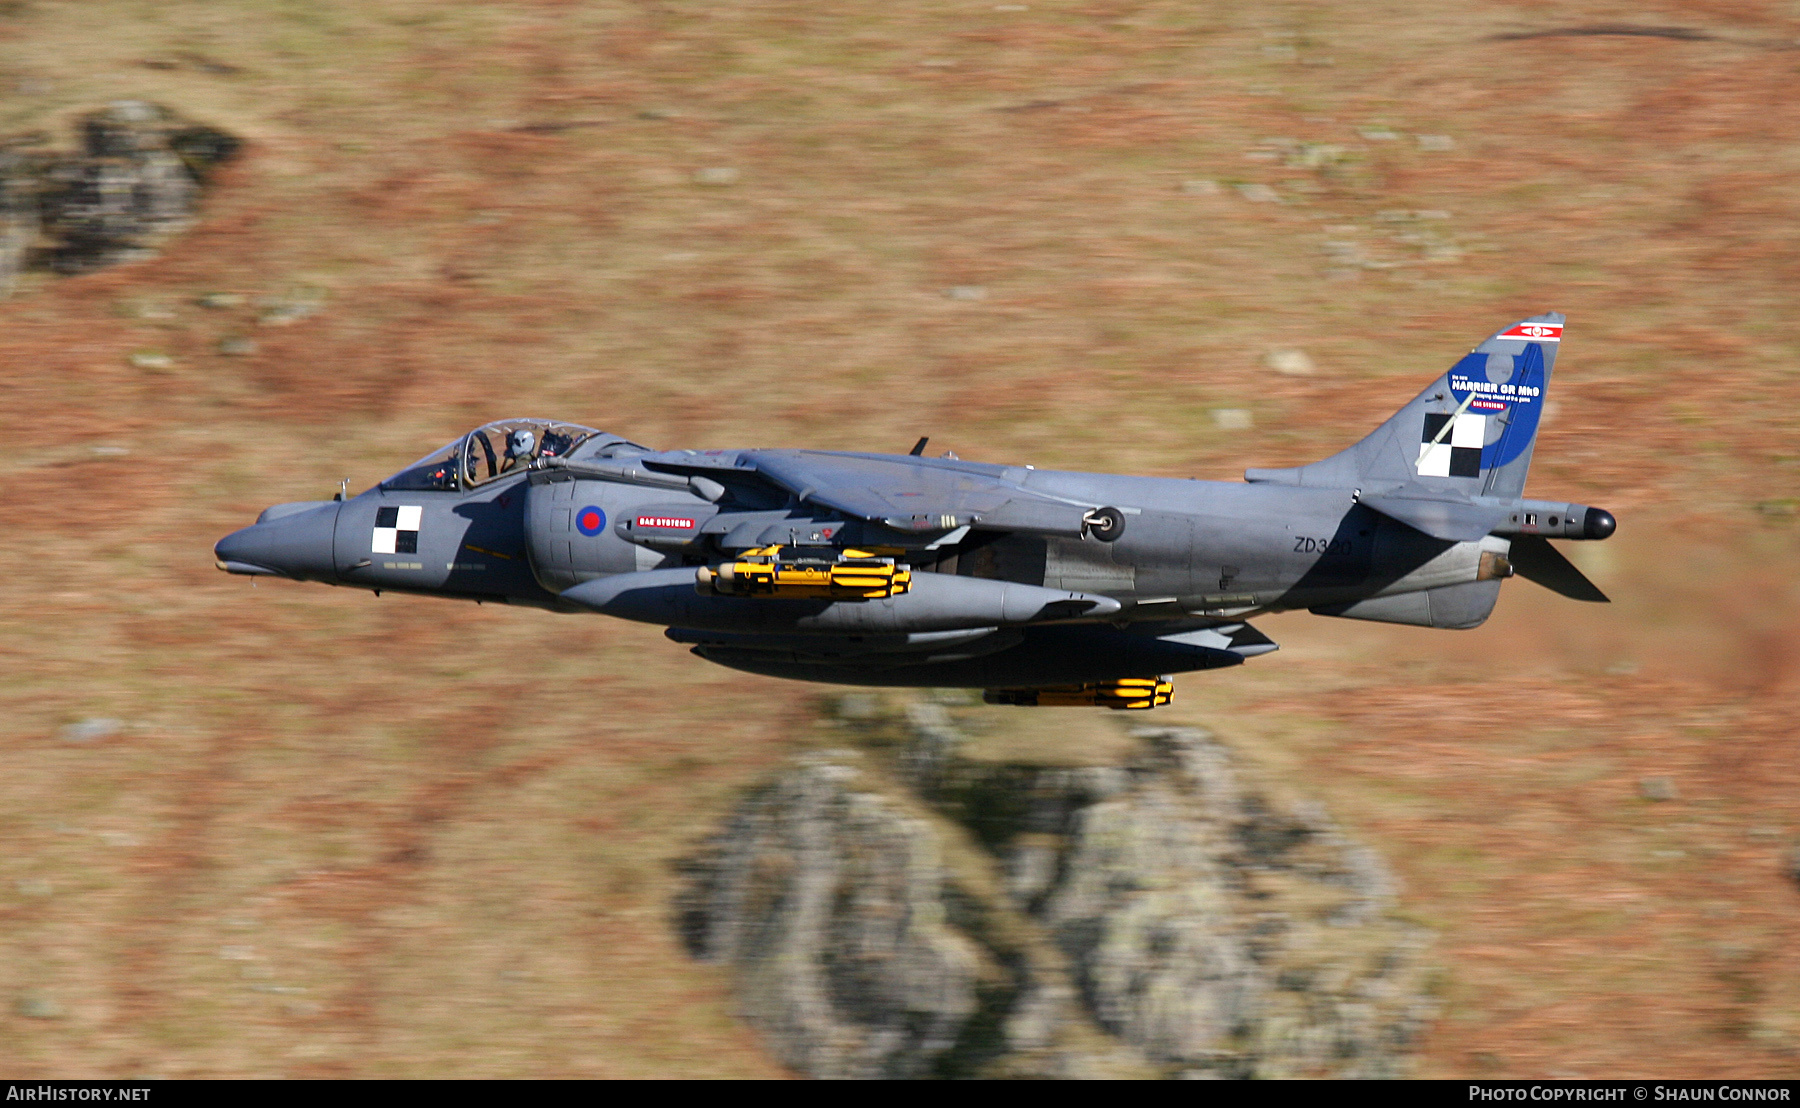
xmin=1265 ymin=349 xmax=1316 ymax=377
xmin=833 ymin=692 xmax=879 ymax=721
xmin=15 ymin=992 xmax=64 ymax=1019
xmin=944 ymin=285 xmax=986 ymax=301
xmin=1286 ymin=144 xmax=1348 ymax=170
xmin=42 ymin=150 xmax=192 ymax=273
xmin=693 ymin=166 xmax=740 ymax=186
xmin=1135 ymin=728 xmax=1239 ymax=814
xmin=1003 ymin=837 xmax=1060 ymax=904
xmin=1640 ymin=776 xmax=1679 ymax=801
xmin=0 ymin=149 xmax=39 ymax=298
xmin=256 ymin=295 xmax=321 ymax=326
xmin=679 ymin=755 xmax=982 ymax=1079
xmin=905 ymin=703 xmax=951 ymax=732
xmin=83 ymin=100 xmax=168 ymax=156
xmin=217 ymin=336 xmax=257 ymax=356
xmin=1000 ymin=978 xmax=1073 ymax=1053
xmin=1329 ymin=843 xmax=1400 ymax=925
xmin=60 ymin=717 xmax=121 ymax=742
xmin=1045 ymin=791 xmax=1263 ymax=1065
xmin=1072 ymin=765 xmax=1129 ymax=802
xmin=901 ymin=702 xmax=962 ymax=788
xmin=681 ymin=714 xmax=1434 ymax=1078
xmin=1235 ymin=183 xmax=1280 ymax=204
xmin=4 ymin=100 xmax=237 ymax=283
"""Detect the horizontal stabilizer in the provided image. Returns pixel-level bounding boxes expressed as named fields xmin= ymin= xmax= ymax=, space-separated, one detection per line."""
xmin=1509 ymin=533 xmax=1609 ymax=602
xmin=1358 ymin=493 xmax=1507 ymax=542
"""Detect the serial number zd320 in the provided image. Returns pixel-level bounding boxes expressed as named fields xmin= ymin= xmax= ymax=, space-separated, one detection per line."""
xmin=1293 ymin=536 xmax=1356 ymax=555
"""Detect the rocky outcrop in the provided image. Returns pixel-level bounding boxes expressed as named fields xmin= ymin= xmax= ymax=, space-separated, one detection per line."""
xmin=678 ymin=705 xmax=1436 ymax=1078
xmin=0 ymin=145 xmax=41 ymax=298
xmin=678 ymin=757 xmax=983 ymax=1078
xmin=0 ymin=100 xmax=238 ymax=292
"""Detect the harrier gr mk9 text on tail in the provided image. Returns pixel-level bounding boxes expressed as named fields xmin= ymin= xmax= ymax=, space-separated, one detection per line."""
xmin=217 ymin=313 xmax=1614 ymax=711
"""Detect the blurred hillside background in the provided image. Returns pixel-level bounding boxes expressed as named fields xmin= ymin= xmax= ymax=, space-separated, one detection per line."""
xmin=2 ymin=0 xmax=1798 ymax=1077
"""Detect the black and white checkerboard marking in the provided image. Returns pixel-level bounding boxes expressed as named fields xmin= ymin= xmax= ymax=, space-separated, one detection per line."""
xmin=373 ymin=505 xmax=421 ymax=554
xmin=1417 ymin=412 xmax=1485 ymax=478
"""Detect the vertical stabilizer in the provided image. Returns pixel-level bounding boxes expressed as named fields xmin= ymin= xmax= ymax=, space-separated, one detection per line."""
xmin=1245 ymin=313 xmax=1563 ymax=498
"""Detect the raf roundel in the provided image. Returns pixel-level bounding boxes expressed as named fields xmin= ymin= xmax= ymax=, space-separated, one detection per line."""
xmin=575 ymin=506 xmax=606 ymax=537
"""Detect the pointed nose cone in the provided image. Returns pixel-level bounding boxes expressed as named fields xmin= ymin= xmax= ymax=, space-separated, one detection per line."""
xmin=215 ymin=501 xmax=341 ymax=581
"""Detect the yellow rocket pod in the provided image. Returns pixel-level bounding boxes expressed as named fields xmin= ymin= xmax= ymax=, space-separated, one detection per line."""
xmin=697 ymin=546 xmax=913 ymax=600
xmin=984 ymin=676 xmax=1174 ymax=711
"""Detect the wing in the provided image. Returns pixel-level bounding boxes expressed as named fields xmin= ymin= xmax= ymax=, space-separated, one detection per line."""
xmin=643 ymin=449 xmax=1096 ymax=537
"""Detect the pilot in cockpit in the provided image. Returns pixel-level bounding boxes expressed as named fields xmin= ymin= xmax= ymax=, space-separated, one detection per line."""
xmin=502 ymin=428 xmax=536 ymax=473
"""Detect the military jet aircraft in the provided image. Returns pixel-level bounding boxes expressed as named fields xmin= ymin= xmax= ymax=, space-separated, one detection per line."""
xmin=216 ymin=312 xmax=1613 ymax=710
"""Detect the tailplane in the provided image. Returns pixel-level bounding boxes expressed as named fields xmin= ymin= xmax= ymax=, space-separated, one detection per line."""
xmin=1246 ymin=312 xmax=1563 ymax=499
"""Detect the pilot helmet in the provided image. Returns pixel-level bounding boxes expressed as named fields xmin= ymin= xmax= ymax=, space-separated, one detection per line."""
xmin=507 ymin=428 xmax=536 ymax=459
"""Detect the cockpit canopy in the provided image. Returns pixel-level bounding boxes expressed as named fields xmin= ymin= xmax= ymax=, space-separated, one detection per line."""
xmin=380 ymin=419 xmax=602 ymax=492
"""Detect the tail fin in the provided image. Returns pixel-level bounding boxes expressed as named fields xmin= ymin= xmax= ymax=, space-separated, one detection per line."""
xmin=1246 ymin=312 xmax=1563 ymax=498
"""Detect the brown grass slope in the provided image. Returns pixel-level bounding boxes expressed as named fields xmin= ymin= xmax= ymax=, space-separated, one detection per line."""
xmin=1 ymin=0 xmax=1797 ymax=1077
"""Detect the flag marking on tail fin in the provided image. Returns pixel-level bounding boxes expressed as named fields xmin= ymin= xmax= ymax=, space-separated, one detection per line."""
xmin=1498 ymin=322 xmax=1562 ymax=342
